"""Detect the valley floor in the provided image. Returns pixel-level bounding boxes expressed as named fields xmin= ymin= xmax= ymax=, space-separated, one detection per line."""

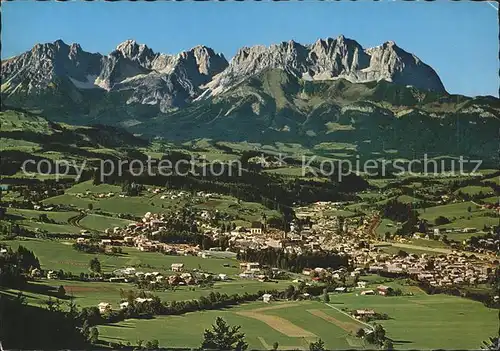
xmin=97 ymin=293 xmax=498 ymax=350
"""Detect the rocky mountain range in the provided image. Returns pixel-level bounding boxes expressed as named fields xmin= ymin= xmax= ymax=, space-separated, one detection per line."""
xmin=1 ymin=39 xmax=228 ymax=112
xmin=1 ymin=36 xmax=499 ymax=162
xmin=203 ymin=36 xmax=446 ymax=97
xmin=2 ymin=35 xmax=445 ymax=112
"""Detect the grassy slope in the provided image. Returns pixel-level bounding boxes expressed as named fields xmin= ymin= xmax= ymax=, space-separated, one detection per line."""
xmin=1 ymin=279 xmax=294 ymax=309
xmin=326 ymin=293 xmax=498 ymax=350
xmin=418 ymin=201 xmax=481 ymax=222
xmin=78 ymin=214 xmax=133 ymax=232
xmin=6 ymin=208 xmax=81 ymax=234
xmin=1 ymin=238 xmax=239 ymax=275
xmin=97 ymin=293 xmax=498 ymax=350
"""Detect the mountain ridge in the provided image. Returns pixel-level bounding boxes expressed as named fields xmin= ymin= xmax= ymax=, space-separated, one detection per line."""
xmin=204 ymin=35 xmax=446 ymax=98
xmin=2 ymin=35 xmax=447 ymax=113
xmin=2 ymin=36 xmax=499 ymax=163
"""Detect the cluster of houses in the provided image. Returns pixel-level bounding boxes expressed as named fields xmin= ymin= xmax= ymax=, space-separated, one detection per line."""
xmin=32 ymin=204 xmax=55 ymax=211
xmin=296 ymin=202 xmax=496 ymax=290
xmin=295 ymin=201 xmax=350 ymax=220
xmin=238 ymin=262 xmax=265 ymax=280
xmin=148 ymin=188 xmax=218 ymax=201
xmin=352 ymin=309 xmax=376 ymax=318
xmin=97 ymin=296 xmax=154 ymax=313
xmin=96 ymin=262 xmax=237 ymax=313
xmin=408 ymin=254 xmax=490 ymax=287
xmin=109 ymin=264 xmax=230 ymax=286
xmin=237 ymin=262 xmax=286 ymax=281
xmin=362 ymin=249 xmax=492 ymax=287
xmin=226 ymin=219 xmax=328 ymax=255
xmin=463 ymin=235 xmax=499 ymax=255
xmin=346 ymin=243 xmax=492 ymax=288
xmin=74 ymin=191 xmax=115 ymax=199
xmin=247 ymin=155 xmax=287 ymax=169
xmin=357 ymin=284 xmax=394 ymax=296
xmin=479 ymin=201 xmax=500 ymax=214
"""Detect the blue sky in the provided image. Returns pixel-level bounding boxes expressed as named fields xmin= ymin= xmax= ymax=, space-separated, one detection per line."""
xmin=2 ymin=1 xmax=498 ymax=97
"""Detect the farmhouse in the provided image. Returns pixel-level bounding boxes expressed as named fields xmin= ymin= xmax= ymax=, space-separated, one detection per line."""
xmin=109 ymin=277 xmax=127 ymax=283
xmin=240 ymin=262 xmax=260 ymax=271
xmin=30 ymin=268 xmax=42 ymax=277
xmin=171 ymin=263 xmax=184 ymax=272
xmin=377 ymin=285 xmax=391 ymax=296
xmin=250 ymin=222 xmax=263 ymax=235
xmin=100 ymin=239 xmax=112 ymax=246
xmin=98 ymin=302 xmax=112 ymax=313
xmin=123 ymin=267 xmax=136 ymax=275
xmin=47 ymin=270 xmax=59 ymax=279
xmin=135 ymin=297 xmax=153 ymax=303
xmin=262 ymin=293 xmax=273 ymax=303
xmin=123 ymin=236 xmax=134 ymax=244
xmin=239 ymin=271 xmax=254 ymax=279
xmin=463 ymin=228 xmax=477 ymax=233
xmin=357 ymin=281 xmax=367 ymax=288
xmin=353 ymin=309 xmax=376 ymax=317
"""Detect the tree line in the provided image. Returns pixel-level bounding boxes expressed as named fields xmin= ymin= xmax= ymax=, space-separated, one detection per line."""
xmin=237 ymin=247 xmax=349 ymax=273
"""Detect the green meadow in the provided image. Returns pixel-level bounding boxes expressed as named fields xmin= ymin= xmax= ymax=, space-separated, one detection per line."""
xmin=6 ymin=208 xmax=82 ymax=234
xmin=1 ymin=238 xmax=239 ymax=275
xmin=99 ymin=301 xmax=355 ymax=350
xmin=326 ymin=292 xmax=498 ymax=350
xmin=78 ymin=214 xmax=133 ymax=232
xmin=97 ymin=292 xmax=498 ymax=350
xmin=454 ymin=185 xmax=494 ymax=196
xmin=1 ymin=278 xmax=294 ymax=309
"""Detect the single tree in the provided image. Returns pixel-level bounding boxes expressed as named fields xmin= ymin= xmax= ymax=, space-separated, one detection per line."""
xmin=150 ymin=340 xmax=160 ymax=349
xmin=322 ymin=288 xmax=330 ymax=303
xmin=89 ymin=327 xmax=99 ymax=344
xmin=365 ymin=332 xmax=375 ymax=344
xmin=272 ymin=341 xmax=279 ymax=350
xmin=356 ymin=328 xmax=365 ymax=338
xmin=309 ymin=339 xmax=326 ymax=351
xmin=90 ymin=232 xmax=100 ymax=244
xmin=434 ymin=216 xmax=450 ymax=226
xmin=383 ymin=340 xmax=394 ymax=350
xmin=89 ymin=257 xmax=101 ymax=273
xmin=57 ymin=285 xmax=66 ymax=297
xmin=92 ymin=169 xmax=101 ymax=185
xmin=481 ymin=337 xmax=499 ymax=350
xmin=201 ymin=317 xmax=248 ymax=351
xmin=374 ymin=324 xmax=386 ymax=340
xmin=81 ymin=319 xmax=91 ymax=341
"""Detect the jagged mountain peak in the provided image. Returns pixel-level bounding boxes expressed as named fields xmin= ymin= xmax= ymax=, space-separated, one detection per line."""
xmin=205 ymin=35 xmax=445 ymax=97
xmin=32 ymin=39 xmax=83 ymax=53
xmin=115 ymin=40 xmax=154 ymax=58
xmin=111 ymin=39 xmax=156 ymax=69
xmin=116 ymin=39 xmax=139 ymax=50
